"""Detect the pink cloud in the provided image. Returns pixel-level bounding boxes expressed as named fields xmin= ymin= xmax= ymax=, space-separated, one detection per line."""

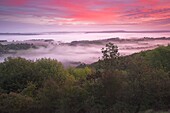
xmin=139 ymin=0 xmax=159 ymax=5
xmin=70 ymin=8 xmax=119 ymax=23
xmin=1 ymin=0 xmax=170 ymax=30
xmin=43 ymin=0 xmax=121 ymax=24
xmin=0 ymin=0 xmax=29 ymax=6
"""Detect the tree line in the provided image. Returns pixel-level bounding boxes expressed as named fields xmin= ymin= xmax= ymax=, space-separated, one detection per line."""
xmin=0 ymin=43 xmax=36 ymax=55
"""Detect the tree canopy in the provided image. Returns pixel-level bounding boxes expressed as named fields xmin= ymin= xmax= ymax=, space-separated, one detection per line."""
xmin=0 ymin=43 xmax=170 ymax=113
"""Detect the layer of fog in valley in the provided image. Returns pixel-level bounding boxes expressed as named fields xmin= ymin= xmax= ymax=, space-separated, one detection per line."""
xmin=1 ymin=37 xmax=170 ymax=67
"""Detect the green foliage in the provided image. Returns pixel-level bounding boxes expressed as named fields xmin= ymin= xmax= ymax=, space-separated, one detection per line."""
xmin=21 ymin=82 xmax=37 ymax=98
xmin=140 ymin=45 xmax=170 ymax=72
xmin=61 ymin=85 xmax=88 ymax=113
xmin=0 ymin=57 xmax=67 ymax=93
xmin=0 ymin=93 xmax=34 ymax=113
xmin=36 ymin=78 xmax=63 ymax=113
xmin=0 ymin=57 xmax=34 ymax=93
xmin=67 ymin=67 xmax=92 ymax=80
xmin=0 ymin=43 xmax=170 ymax=113
xmin=33 ymin=58 xmax=67 ymax=86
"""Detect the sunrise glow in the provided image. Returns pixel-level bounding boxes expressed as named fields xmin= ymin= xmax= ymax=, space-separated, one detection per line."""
xmin=0 ymin=0 xmax=170 ymax=32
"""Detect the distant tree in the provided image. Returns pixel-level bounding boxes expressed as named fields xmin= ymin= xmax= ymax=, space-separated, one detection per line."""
xmin=101 ymin=42 xmax=119 ymax=60
xmin=99 ymin=42 xmax=120 ymax=70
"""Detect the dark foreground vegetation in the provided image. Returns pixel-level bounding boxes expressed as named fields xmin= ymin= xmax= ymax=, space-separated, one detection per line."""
xmin=0 ymin=43 xmax=170 ymax=113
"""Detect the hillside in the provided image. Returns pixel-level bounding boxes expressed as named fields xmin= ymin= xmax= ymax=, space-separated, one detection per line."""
xmin=0 ymin=44 xmax=169 ymax=113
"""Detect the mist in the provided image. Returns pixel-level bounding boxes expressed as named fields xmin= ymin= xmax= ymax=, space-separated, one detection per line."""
xmin=0 ymin=44 xmax=102 ymax=66
xmin=1 ymin=38 xmax=170 ymax=67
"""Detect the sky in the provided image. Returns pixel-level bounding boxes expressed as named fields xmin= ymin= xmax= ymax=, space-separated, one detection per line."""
xmin=0 ymin=0 xmax=170 ymax=32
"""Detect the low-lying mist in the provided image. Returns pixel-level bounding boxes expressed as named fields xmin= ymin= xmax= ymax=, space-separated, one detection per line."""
xmin=0 ymin=44 xmax=102 ymax=66
xmin=1 ymin=38 xmax=170 ymax=66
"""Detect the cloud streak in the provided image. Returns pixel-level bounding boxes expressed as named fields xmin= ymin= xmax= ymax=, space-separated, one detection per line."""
xmin=0 ymin=0 xmax=170 ymax=31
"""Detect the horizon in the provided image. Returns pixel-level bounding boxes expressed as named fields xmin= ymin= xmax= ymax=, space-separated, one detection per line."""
xmin=1 ymin=30 xmax=170 ymax=34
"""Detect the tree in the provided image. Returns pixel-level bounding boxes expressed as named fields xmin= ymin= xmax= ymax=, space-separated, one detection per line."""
xmin=67 ymin=67 xmax=92 ymax=81
xmin=0 ymin=57 xmax=34 ymax=93
xmin=101 ymin=42 xmax=119 ymax=60
xmin=33 ymin=58 xmax=67 ymax=87
xmin=99 ymin=42 xmax=120 ymax=70
xmin=0 ymin=93 xmax=34 ymax=113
